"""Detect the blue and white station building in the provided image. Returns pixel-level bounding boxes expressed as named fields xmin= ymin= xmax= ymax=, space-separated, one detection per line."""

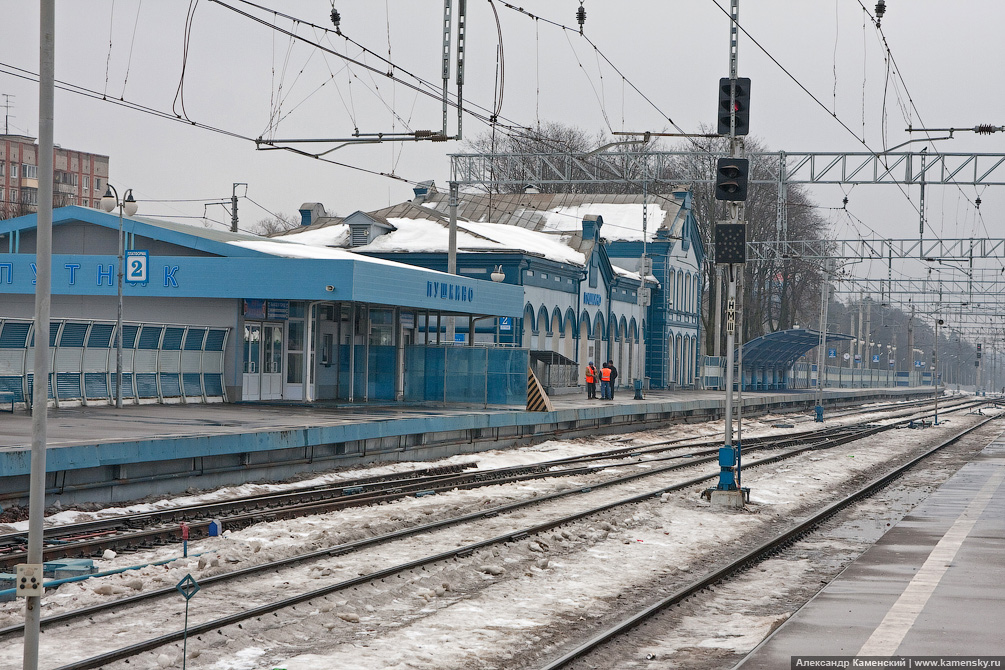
xmin=0 ymin=206 xmax=525 ymax=408
xmin=279 ymin=184 xmax=705 ymax=392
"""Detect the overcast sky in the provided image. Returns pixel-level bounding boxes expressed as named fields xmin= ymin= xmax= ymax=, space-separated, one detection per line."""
xmin=2 ymin=1 xmax=1002 ymax=264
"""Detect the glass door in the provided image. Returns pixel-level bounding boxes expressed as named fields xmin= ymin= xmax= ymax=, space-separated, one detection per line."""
xmin=261 ymin=323 xmax=284 ymax=399
xmin=242 ymin=324 xmax=262 ymax=400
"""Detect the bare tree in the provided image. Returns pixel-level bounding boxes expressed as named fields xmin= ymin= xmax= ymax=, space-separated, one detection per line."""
xmin=465 ymin=120 xmax=833 ymax=352
xmin=252 ymin=212 xmax=300 ymax=235
xmin=463 ymin=121 xmax=612 ymax=194
xmin=663 ymin=130 xmax=831 ymax=353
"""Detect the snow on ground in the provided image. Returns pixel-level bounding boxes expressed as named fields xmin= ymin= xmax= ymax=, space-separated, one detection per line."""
xmin=0 ymin=401 xmax=986 ymax=670
xmin=0 ymin=398 xmax=950 ymax=536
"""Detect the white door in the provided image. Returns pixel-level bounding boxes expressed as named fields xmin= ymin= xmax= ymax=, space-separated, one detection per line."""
xmin=243 ymin=323 xmax=284 ymax=400
xmin=261 ymin=323 xmax=284 ymax=399
xmin=242 ymin=324 xmax=262 ymax=400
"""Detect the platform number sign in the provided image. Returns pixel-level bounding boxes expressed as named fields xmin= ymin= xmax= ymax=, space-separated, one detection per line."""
xmin=827 ymin=348 xmax=836 ymax=358
xmin=125 ymin=250 xmax=149 ymax=283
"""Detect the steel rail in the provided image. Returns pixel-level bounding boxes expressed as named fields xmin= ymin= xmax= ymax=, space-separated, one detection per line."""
xmin=0 ymin=397 xmax=980 ymax=572
xmin=536 ymin=413 xmax=1000 ymax=670
xmin=38 ymin=407 xmax=978 ymax=669
xmin=1 ymin=425 xmax=872 ymax=641
xmin=0 ymin=406 xmax=915 ymax=570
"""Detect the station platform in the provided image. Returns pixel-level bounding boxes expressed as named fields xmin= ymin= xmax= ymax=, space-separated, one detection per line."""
xmin=738 ymin=429 xmax=1005 ymax=668
xmin=0 ymin=386 xmax=933 ymax=506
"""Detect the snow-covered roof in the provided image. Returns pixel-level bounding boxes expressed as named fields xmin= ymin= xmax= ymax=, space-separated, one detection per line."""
xmin=353 ymin=217 xmax=587 ymax=267
xmin=374 ymin=191 xmax=688 ymax=243
xmin=355 ymin=218 xmax=508 ymax=255
xmin=226 ymin=238 xmax=406 ymax=268
xmin=276 ymin=223 xmax=350 ymax=248
xmin=541 ymin=203 xmax=668 ymax=242
xmin=455 ymin=220 xmax=584 ymax=265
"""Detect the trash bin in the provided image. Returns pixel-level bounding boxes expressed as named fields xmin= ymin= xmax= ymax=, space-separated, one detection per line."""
xmin=634 ymin=378 xmax=644 ymax=400
xmin=814 ymin=405 xmax=824 ymax=422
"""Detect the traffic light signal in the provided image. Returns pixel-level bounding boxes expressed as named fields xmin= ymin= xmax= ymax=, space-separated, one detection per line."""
xmin=717 ymin=77 xmax=751 ymax=136
xmin=714 ymin=157 xmax=749 ymax=201
xmin=714 ymin=223 xmax=746 ymax=264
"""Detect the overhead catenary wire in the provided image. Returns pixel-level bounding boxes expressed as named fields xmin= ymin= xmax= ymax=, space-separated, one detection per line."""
xmin=103 ymin=0 xmax=116 ymax=99
xmin=173 ymin=0 xmax=201 ymax=121
xmin=120 ymin=0 xmax=143 ymax=99
xmin=0 ymin=61 xmax=418 ymax=186
xmin=213 ymin=0 xmax=528 ymax=135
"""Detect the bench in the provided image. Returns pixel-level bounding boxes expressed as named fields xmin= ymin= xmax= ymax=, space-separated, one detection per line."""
xmin=0 ymin=391 xmax=14 ymax=413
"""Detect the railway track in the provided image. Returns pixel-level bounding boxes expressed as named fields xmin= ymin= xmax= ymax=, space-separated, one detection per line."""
xmin=536 ymin=411 xmax=1000 ymax=669
xmin=0 ymin=396 xmax=980 ymax=571
xmin=0 ymin=400 xmax=987 ymax=669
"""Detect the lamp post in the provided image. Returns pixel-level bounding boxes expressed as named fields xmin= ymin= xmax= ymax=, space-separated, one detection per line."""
xmin=100 ymin=186 xmax=137 ymax=408
xmin=934 ymin=318 xmax=944 ymax=425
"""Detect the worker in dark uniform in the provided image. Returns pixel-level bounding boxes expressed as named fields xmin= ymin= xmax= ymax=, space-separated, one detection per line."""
xmin=608 ymin=360 xmax=619 ymax=399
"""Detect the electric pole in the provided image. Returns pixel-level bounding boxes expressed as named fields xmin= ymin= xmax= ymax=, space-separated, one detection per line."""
xmin=2 ymin=93 xmax=13 ymax=135
xmin=230 ymin=182 xmax=246 ymax=233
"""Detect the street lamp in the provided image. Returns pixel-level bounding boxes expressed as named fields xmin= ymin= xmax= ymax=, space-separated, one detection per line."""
xmin=100 ymin=185 xmax=137 ymax=408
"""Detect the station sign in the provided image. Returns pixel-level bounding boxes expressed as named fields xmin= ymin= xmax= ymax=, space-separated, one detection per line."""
xmin=125 ymin=250 xmax=149 ymax=283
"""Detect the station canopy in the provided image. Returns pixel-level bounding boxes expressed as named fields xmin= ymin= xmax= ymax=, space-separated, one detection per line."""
xmin=737 ymin=328 xmax=854 ymax=370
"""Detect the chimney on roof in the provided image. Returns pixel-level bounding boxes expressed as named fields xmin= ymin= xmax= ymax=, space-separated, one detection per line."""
xmin=298 ymin=202 xmax=326 ymax=227
xmin=582 ymin=214 xmax=604 ymax=242
xmin=412 ymin=180 xmax=437 ymax=204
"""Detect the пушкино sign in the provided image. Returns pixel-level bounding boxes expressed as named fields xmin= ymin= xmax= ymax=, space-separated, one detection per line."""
xmin=427 ymin=281 xmax=474 ymax=302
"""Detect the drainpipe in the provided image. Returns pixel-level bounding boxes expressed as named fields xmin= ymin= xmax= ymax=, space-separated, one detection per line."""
xmin=575 ymin=267 xmax=588 ymax=365
xmin=349 ymin=303 xmax=356 ymax=402
xmin=605 ymin=271 xmax=613 ymax=366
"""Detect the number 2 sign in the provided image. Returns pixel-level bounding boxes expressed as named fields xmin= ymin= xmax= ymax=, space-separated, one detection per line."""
xmin=125 ymin=250 xmax=149 ymax=283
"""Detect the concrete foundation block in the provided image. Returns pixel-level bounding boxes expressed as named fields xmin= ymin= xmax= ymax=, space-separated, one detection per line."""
xmin=710 ymin=490 xmax=746 ymax=509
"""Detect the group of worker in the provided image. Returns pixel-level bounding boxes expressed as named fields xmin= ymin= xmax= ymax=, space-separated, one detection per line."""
xmin=584 ymin=360 xmax=619 ymax=400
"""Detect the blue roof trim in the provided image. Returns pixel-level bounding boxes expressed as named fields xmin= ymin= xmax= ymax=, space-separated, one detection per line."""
xmin=1 ymin=207 xmax=271 ymax=258
xmin=0 ymin=253 xmax=524 ymax=316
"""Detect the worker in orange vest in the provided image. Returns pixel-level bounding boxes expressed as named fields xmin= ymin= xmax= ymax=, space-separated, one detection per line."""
xmin=585 ymin=362 xmax=597 ymax=399
xmin=600 ymin=362 xmax=612 ymax=400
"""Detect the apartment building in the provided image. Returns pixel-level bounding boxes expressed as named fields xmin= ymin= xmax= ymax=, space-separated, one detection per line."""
xmin=0 ymin=134 xmax=109 ymax=219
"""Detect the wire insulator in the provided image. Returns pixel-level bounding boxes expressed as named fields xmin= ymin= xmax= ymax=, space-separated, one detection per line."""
xmin=576 ymin=3 xmax=586 ymax=34
xmin=842 ymin=196 xmax=849 ymax=208
xmin=976 ymin=196 xmax=982 ymax=209
xmin=874 ymin=0 xmax=886 ymax=25
xmin=975 ymin=124 xmax=997 ymax=135
xmin=330 ymin=7 xmax=341 ymax=33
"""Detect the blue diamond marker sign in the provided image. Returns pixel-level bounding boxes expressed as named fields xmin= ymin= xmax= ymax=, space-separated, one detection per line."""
xmin=176 ymin=574 xmax=200 ymax=601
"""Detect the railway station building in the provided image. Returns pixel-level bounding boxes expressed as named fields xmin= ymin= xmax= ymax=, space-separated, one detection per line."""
xmin=0 ymin=206 xmax=525 ymax=408
xmin=279 ymin=186 xmax=705 ymax=391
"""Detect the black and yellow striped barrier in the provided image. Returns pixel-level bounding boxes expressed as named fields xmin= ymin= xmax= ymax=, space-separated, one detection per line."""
xmin=527 ymin=367 xmax=554 ymax=412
